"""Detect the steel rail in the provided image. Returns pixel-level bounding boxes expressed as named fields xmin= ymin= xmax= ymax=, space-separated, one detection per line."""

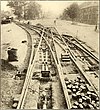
xmin=15 ymin=23 xmax=99 ymax=109
xmin=42 ymin=35 xmax=71 ymax=109
xmin=52 ymin=29 xmax=99 ymax=97
xmin=63 ymin=36 xmax=99 ymax=63
xmin=21 ymin=23 xmax=71 ymax=108
xmin=17 ymin=26 xmax=44 ymax=109
xmin=16 ymin=24 xmax=69 ymax=109
xmin=22 ymin=23 xmax=99 ymax=97
xmin=17 ymin=24 xmax=71 ymax=109
xmin=50 ymin=30 xmax=72 ymax=109
xmin=53 ymin=28 xmax=99 ymax=64
xmin=23 ymin=22 xmax=99 ymax=98
xmin=19 ymin=36 xmax=43 ymax=109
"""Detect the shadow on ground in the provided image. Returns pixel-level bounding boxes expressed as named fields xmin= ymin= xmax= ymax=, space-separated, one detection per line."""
xmin=1 ymin=59 xmax=17 ymax=71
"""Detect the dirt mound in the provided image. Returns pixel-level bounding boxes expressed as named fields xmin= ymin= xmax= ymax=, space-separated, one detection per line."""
xmin=1 ymin=59 xmax=17 ymax=70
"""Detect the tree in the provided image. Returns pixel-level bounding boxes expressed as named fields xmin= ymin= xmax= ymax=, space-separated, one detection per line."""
xmin=66 ymin=3 xmax=80 ymax=22
xmin=7 ymin=1 xmax=25 ymax=19
xmin=1 ymin=10 xmax=11 ymax=18
xmin=60 ymin=9 xmax=70 ymax=20
xmin=7 ymin=1 xmax=42 ymax=20
xmin=24 ymin=2 xmax=42 ymax=20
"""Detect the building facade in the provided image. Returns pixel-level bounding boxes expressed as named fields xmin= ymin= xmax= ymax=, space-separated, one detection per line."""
xmin=78 ymin=2 xmax=99 ymax=25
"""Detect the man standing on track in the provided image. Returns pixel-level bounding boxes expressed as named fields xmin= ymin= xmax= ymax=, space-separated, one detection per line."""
xmin=54 ymin=19 xmax=56 ymax=25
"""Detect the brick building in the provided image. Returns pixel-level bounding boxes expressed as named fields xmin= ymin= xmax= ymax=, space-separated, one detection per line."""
xmin=79 ymin=2 xmax=99 ymax=25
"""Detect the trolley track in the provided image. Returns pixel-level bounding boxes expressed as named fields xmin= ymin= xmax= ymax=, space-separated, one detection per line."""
xmin=51 ymin=28 xmax=99 ymax=109
xmin=14 ymin=22 xmax=67 ymax=109
xmin=62 ymin=34 xmax=99 ymax=63
xmin=45 ymin=26 xmax=99 ymax=109
xmin=13 ymin=22 xmax=99 ymax=109
xmin=60 ymin=34 xmax=99 ymax=92
xmin=16 ymin=29 xmax=43 ymax=109
xmin=50 ymin=27 xmax=99 ymax=91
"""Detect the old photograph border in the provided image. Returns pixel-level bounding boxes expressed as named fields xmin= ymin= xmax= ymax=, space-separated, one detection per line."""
xmin=0 ymin=0 xmax=100 ymax=110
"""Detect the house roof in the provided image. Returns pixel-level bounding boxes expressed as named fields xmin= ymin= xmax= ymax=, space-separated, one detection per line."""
xmin=80 ymin=2 xmax=99 ymax=9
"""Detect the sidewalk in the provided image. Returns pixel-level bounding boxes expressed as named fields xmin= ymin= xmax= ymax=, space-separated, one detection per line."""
xmin=1 ymin=22 xmax=28 ymax=67
xmin=20 ymin=19 xmax=99 ymax=56
xmin=56 ymin=20 xmax=99 ymax=56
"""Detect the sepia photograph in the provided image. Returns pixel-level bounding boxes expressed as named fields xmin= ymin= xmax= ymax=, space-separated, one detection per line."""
xmin=1 ymin=0 xmax=99 ymax=109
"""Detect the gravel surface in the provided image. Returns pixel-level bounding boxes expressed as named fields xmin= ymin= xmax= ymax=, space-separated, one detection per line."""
xmin=56 ymin=20 xmax=99 ymax=56
xmin=1 ymin=22 xmax=27 ymax=67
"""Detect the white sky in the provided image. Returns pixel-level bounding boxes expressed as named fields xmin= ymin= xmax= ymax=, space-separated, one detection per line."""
xmin=1 ymin=1 xmax=10 ymax=11
xmin=1 ymin=1 xmax=85 ymax=18
xmin=37 ymin=1 xmax=83 ymax=14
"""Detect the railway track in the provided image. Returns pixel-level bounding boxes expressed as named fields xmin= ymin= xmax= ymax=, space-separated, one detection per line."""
xmin=62 ymin=34 xmax=99 ymax=63
xmin=47 ymin=27 xmax=99 ymax=109
xmin=12 ymin=21 xmax=99 ymax=109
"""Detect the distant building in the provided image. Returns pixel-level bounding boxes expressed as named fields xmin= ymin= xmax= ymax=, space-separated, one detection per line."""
xmin=79 ymin=2 xmax=99 ymax=25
